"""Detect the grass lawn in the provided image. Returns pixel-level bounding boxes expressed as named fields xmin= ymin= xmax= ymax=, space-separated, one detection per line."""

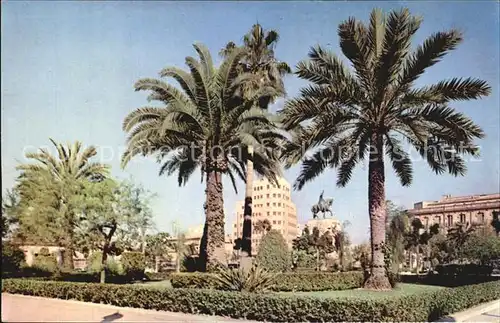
xmin=279 ymin=283 xmax=447 ymax=300
xmin=131 ymin=280 xmax=172 ymax=289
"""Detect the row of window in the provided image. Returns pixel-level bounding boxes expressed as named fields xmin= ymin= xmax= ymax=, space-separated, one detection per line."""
xmin=423 ymin=212 xmax=486 ymax=227
xmin=254 ymin=184 xmax=290 ymax=192
xmin=254 ymin=193 xmax=289 ymax=200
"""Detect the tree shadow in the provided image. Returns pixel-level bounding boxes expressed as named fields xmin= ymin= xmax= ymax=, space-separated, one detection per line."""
xmin=101 ymin=312 xmax=123 ymax=322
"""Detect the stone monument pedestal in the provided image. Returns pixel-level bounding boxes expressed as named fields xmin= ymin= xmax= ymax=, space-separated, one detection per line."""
xmin=305 ymin=218 xmax=341 ymax=236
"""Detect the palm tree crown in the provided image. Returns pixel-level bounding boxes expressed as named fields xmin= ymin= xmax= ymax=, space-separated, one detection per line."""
xmin=281 ymin=8 xmax=490 ymax=189
xmin=280 ymin=8 xmax=490 ymax=289
xmin=122 ymin=43 xmax=283 ymax=269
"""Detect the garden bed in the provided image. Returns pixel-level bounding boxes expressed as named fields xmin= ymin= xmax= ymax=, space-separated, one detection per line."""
xmin=3 ymin=278 xmax=499 ymax=322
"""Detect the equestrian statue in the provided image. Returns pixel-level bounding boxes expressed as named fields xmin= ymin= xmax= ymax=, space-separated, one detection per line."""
xmin=311 ymin=190 xmax=333 ymax=219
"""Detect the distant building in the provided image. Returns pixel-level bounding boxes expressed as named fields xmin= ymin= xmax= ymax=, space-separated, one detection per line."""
xmin=407 ymin=193 xmax=500 ymax=230
xmin=232 ymin=176 xmax=299 ymax=253
xmin=18 ymin=245 xmax=86 ymax=270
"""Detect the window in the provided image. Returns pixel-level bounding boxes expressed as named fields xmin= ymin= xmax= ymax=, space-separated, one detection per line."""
xmin=273 ymin=193 xmax=276 ymax=198
xmin=278 ymin=221 xmax=281 ymax=224
xmin=447 ymin=215 xmax=453 ymax=227
xmin=424 ymin=217 xmax=429 ymax=228
xmin=267 ymin=203 xmax=270 ymax=207
xmin=273 ymin=220 xmax=276 ymax=224
xmin=273 ymin=211 xmax=276 ymax=215
xmin=435 ymin=216 xmax=441 ymax=225
xmin=479 ymin=212 xmax=485 ymax=224
xmin=278 ymin=184 xmax=281 ymax=189
xmin=273 ymin=202 xmax=276 ymax=207
xmin=460 ymin=214 xmax=466 ymax=223
xmin=278 ymin=203 xmax=281 ymax=207
xmin=278 ymin=212 xmax=281 ymax=215
xmin=267 ymin=212 xmax=270 ymax=216
xmin=267 ymin=185 xmax=269 ymax=189
xmin=267 ymin=194 xmax=270 ymax=198
xmin=234 ymin=224 xmax=236 ymax=228
xmin=278 ymin=194 xmax=281 ymax=198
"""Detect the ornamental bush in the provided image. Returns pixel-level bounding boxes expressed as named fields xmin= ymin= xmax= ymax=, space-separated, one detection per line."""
xmin=255 ymin=229 xmax=291 ymax=273
xmin=3 ymin=279 xmax=499 ymax=322
xmin=120 ymin=252 xmax=146 ymax=281
xmin=170 ymin=271 xmax=364 ymax=292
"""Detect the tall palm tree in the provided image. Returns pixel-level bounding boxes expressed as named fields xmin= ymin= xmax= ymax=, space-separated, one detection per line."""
xmin=16 ymin=139 xmax=109 ymax=269
xmin=221 ymin=24 xmax=291 ymax=260
xmin=122 ymin=43 xmax=283 ymax=271
xmin=280 ymin=8 xmax=491 ymax=289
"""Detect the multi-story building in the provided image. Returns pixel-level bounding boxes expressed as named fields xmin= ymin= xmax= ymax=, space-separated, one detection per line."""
xmin=408 ymin=193 xmax=500 ymax=230
xmin=232 ymin=176 xmax=299 ymax=253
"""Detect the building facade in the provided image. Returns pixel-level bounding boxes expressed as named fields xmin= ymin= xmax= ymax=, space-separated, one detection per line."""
xmin=408 ymin=193 xmax=500 ymax=230
xmin=232 ymin=176 xmax=299 ymax=253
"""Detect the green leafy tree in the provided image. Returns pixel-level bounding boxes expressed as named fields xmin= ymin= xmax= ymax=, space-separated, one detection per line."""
xmin=74 ymin=178 xmax=123 ymax=283
xmin=491 ymin=211 xmax=500 ymax=237
xmin=144 ymin=232 xmax=172 ymax=272
xmin=279 ymin=8 xmax=490 ymax=289
xmin=122 ymin=44 xmax=282 ymax=271
xmin=221 ymin=24 xmax=291 ymax=260
xmin=293 ymin=226 xmax=335 ymax=271
xmin=460 ymin=233 xmax=500 ymax=265
xmin=15 ymin=139 xmax=109 ymax=269
xmin=255 ymin=229 xmax=291 ymax=272
xmin=386 ymin=202 xmax=410 ymax=271
xmin=335 ymin=221 xmax=351 ymax=271
xmin=118 ymin=180 xmax=156 ymax=253
xmin=254 ymin=219 xmax=272 ymax=234
xmin=2 ymin=189 xmax=20 ymax=238
xmin=405 ymin=218 xmax=439 ymax=272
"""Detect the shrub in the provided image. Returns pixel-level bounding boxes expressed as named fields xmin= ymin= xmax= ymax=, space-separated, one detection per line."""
xmin=87 ymin=251 xmax=104 ymax=273
xmin=145 ymin=271 xmax=172 ymax=281
xmin=32 ymin=253 xmax=58 ymax=274
xmin=2 ymin=242 xmax=25 ymax=274
xmin=171 ymin=271 xmax=364 ymax=292
xmin=255 ymin=230 xmax=291 ymax=273
xmin=270 ymin=271 xmax=364 ymax=292
xmin=3 ymin=279 xmax=500 ymax=322
xmin=121 ymin=252 xmax=145 ymax=281
xmin=292 ymin=250 xmax=316 ymax=270
xmin=214 ymin=265 xmax=276 ymax=292
xmin=435 ymin=264 xmax=493 ymax=277
xmin=170 ymin=273 xmax=219 ymax=289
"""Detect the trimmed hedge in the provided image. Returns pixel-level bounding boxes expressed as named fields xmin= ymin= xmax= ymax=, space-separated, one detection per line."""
xmin=2 ymin=279 xmax=500 ymax=322
xmin=170 ymin=271 xmax=365 ymax=291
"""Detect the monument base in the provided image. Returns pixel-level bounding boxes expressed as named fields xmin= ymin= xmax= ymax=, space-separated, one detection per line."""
xmin=305 ymin=218 xmax=341 ymax=236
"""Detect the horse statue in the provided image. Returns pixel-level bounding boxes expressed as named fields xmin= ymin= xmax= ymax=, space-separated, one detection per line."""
xmin=311 ymin=191 xmax=334 ymax=219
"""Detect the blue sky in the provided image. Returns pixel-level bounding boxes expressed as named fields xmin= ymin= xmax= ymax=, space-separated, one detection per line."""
xmin=2 ymin=1 xmax=499 ymax=244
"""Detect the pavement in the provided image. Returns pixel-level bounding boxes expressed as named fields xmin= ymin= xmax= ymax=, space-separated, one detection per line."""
xmin=436 ymin=299 xmax=500 ymax=322
xmin=2 ymin=293 xmax=499 ymax=322
xmin=1 ymin=293 xmax=259 ymax=322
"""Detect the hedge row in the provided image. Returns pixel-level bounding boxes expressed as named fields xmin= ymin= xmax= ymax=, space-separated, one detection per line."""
xmin=3 ymin=279 xmax=500 ymax=322
xmin=170 ymin=271 xmax=365 ymax=292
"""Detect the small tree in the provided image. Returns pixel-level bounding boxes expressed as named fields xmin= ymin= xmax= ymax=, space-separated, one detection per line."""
xmin=1 ymin=241 xmax=25 ymax=274
xmin=144 ymin=232 xmax=172 ymax=272
xmin=121 ymin=252 xmax=146 ymax=281
xmin=460 ymin=233 xmax=500 ymax=265
xmin=255 ymin=229 xmax=291 ymax=272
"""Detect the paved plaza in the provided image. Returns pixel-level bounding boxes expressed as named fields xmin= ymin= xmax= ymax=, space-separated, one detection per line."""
xmin=1 ymin=293 xmax=257 ymax=322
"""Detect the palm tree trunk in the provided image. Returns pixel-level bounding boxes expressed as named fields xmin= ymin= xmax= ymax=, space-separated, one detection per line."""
xmin=200 ymin=169 xmax=227 ymax=271
xmin=416 ymin=246 xmax=420 ymax=275
xmin=364 ymin=133 xmax=391 ymax=290
xmin=240 ymin=146 xmax=254 ymax=270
